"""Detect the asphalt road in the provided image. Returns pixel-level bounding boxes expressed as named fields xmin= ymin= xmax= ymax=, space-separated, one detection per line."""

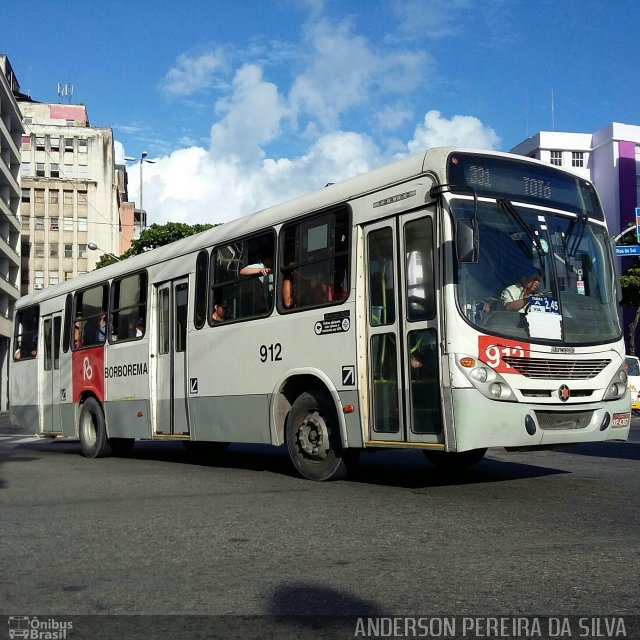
xmin=0 ymin=414 xmax=638 ymax=638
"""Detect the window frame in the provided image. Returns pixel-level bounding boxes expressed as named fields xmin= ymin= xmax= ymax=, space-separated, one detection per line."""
xmin=277 ymin=204 xmax=352 ymax=314
xmin=209 ymin=229 xmax=277 ymax=327
xmin=109 ymin=270 xmax=148 ymax=343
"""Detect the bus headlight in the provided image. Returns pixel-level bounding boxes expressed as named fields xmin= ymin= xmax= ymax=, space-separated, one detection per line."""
xmin=454 ymin=354 xmax=516 ymax=402
xmin=470 ymin=367 xmax=488 ymax=383
xmin=603 ymin=364 xmax=629 ymax=401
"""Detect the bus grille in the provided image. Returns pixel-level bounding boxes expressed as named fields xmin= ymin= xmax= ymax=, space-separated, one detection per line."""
xmin=502 ymin=357 xmax=610 ymax=379
xmin=535 ymin=410 xmax=593 ymax=430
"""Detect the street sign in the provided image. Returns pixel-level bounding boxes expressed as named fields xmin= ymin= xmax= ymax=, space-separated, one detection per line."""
xmin=615 ymin=245 xmax=640 ymax=256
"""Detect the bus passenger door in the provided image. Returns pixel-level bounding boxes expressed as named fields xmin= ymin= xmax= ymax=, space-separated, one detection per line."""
xmin=364 ymin=210 xmax=443 ymax=445
xmin=154 ymin=279 xmax=190 ymax=436
xmin=41 ymin=313 xmax=62 ymax=434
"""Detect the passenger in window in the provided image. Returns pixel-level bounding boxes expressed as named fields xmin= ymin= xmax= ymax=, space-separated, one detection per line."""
xmin=282 ymin=266 xmax=294 ymax=309
xmin=74 ymin=314 xmax=84 ymax=348
xmin=97 ymin=312 xmax=107 ymax=343
xmin=211 ymin=300 xmax=227 ymax=323
xmin=135 ymin=317 xmax=145 ymax=337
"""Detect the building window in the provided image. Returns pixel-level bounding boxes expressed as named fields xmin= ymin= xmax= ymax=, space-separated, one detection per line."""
xmin=21 ymin=189 xmax=30 ymax=203
xmin=571 ymin=152 xmax=584 ymax=168
xmin=50 ymin=190 xmax=59 ymax=204
xmin=78 ymin=191 xmax=88 ymax=215
xmin=63 ymin=191 xmax=74 ymax=205
xmin=49 ymin=272 xmax=59 ymax=286
xmin=35 ymin=218 xmax=45 ymax=230
xmin=50 ymin=217 xmax=59 ymax=231
xmin=36 ymin=163 xmax=45 ymax=177
xmin=22 ymin=136 xmax=31 ymax=151
xmin=21 ymin=216 xmax=30 ymax=230
xmin=77 ymin=165 xmax=88 ymax=180
xmin=64 ymin=244 xmax=73 ymax=258
xmin=21 ymin=162 xmax=30 ymax=177
xmin=77 ymin=219 xmax=88 ymax=232
xmin=64 ymin=272 xmax=73 ymax=281
xmin=50 ymin=138 xmax=60 ymax=153
xmin=34 ymin=271 xmax=44 ymax=287
xmin=78 ymin=139 xmax=88 ymax=153
xmin=50 ymin=244 xmax=59 ymax=258
xmin=36 ymin=136 xmax=45 ymax=151
xmin=63 ymin=218 xmax=74 ymax=232
xmin=34 ymin=243 xmax=45 ymax=258
xmin=550 ymin=151 xmax=562 ymax=166
xmin=64 ymin=138 xmax=74 ymax=152
xmin=50 ymin=163 xmax=60 ymax=178
xmin=34 ymin=190 xmax=45 ymax=204
xmin=78 ymin=244 xmax=87 ymax=258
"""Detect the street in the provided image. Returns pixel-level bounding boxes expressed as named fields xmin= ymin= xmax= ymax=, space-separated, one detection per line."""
xmin=0 ymin=414 xmax=638 ymax=638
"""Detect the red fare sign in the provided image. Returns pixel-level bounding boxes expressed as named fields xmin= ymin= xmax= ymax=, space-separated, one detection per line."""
xmin=478 ymin=336 xmax=530 ymax=373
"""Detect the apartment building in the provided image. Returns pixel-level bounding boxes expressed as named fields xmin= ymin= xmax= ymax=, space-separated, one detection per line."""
xmin=17 ymin=98 xmax=120 ymax=294
xmin=0 ymin=55 xmax=23 ymax=410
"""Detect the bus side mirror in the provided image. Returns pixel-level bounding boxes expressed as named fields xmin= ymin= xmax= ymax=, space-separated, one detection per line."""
xmin=456 ymin=219 xmax=478 ymax=263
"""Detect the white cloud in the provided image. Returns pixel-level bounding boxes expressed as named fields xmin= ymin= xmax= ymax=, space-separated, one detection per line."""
xmin=289 ymin=19 xmax=426 ymax=130
xmin=210 ymin=64 xmax=288 ymax=163
xmin=162 ymin=48 xmax=226 ymax=97
xmin=407 ymin=110 xmax=500 ymax=152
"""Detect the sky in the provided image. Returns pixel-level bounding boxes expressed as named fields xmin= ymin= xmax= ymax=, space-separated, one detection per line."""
xmin=3 ymin=0 xmax=640 ymax=227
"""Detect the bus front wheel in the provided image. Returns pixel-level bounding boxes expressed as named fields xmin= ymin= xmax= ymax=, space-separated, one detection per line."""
xmin=423 ymin=448 xmax=487 ymax=471
xmin=78 ymin=397 xmax=111 ymax=458
xmin=286 ymin=391 xmax=348 ymax=481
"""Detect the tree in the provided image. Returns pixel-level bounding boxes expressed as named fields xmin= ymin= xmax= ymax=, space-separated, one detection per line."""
xmin=94 ymin=222 xmax=217 ymax=269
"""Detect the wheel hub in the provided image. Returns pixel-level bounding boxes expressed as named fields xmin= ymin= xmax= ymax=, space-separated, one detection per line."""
xmin=296 ymin=411 xmax=330 ymax=460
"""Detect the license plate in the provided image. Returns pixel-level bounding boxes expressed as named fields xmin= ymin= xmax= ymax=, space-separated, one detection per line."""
xmin=612 ymin=412 xmax=630 ymax=428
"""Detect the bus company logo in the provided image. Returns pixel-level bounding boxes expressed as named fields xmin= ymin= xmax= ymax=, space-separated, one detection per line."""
xmin=8 ymin=616 xmax=73 ymax=640
xmin=82 ymin=356 xmax=93 ymax=381
xmin=558 ymin=384 xmax=570 ymax=402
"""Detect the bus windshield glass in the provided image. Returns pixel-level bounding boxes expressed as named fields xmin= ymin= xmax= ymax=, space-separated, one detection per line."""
xmin=447 ymin=152 xmax=604 ymax=219
xmin=453 ymin=198 xmax=621 ymax=345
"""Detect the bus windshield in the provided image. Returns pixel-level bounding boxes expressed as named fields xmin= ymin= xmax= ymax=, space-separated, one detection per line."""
xmin=453 ymin=198 xmax=621 ymax=345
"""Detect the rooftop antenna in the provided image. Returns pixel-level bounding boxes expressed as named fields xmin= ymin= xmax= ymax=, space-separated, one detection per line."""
xmin=57 ymin=82 xmax=73 ymax=104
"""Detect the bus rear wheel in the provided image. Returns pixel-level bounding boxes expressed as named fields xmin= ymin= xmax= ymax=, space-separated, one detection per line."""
xmin=78 ymin=397 xmax=111 ymax=458
xmin=423 ymin=448 xmax=487 ymax=471
xmin=286 ymin=391 xmax=348 ymax=481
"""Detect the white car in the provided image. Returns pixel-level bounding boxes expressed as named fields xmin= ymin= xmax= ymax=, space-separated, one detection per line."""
xmin=625 ymin=355 xmax=640 ymax=415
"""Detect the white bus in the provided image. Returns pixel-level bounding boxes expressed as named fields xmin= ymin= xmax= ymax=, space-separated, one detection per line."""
xmin=9 ymin=148 xmax=630 ymax=481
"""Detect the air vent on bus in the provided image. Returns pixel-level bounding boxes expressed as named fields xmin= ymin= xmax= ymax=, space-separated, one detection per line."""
xmin=501 ymin=357 xmax=610 ymax=380
xmin=535 ymin=410 xmax=594 ymax=430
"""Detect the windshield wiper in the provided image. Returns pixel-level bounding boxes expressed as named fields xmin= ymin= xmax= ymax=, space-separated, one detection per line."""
xmin=496 ymin=198 xmax=546 ymax=262
xmin=564 ymin=210 xmax=588 ymax=257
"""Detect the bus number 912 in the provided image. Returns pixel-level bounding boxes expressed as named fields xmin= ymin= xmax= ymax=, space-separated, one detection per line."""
xmin=260 ymin=343 xmax=283 ymax=363
xmin=478 ymin=336 xmax=529 ymax=373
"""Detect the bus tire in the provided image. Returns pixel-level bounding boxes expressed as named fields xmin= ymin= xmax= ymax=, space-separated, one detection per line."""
xmin=78 ymin=397 xmax=112 ymax=458
xmin=109 ymin=437 xmax=135 ymax=456
xmin=423 ymin=448 xmax=487 ymax=471
xmin=286 ymin=390 xmax=348 ymax=481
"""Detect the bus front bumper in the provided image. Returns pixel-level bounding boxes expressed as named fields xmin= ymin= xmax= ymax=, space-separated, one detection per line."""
xmin=450 ymin=389 xmax=631 ymax=452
